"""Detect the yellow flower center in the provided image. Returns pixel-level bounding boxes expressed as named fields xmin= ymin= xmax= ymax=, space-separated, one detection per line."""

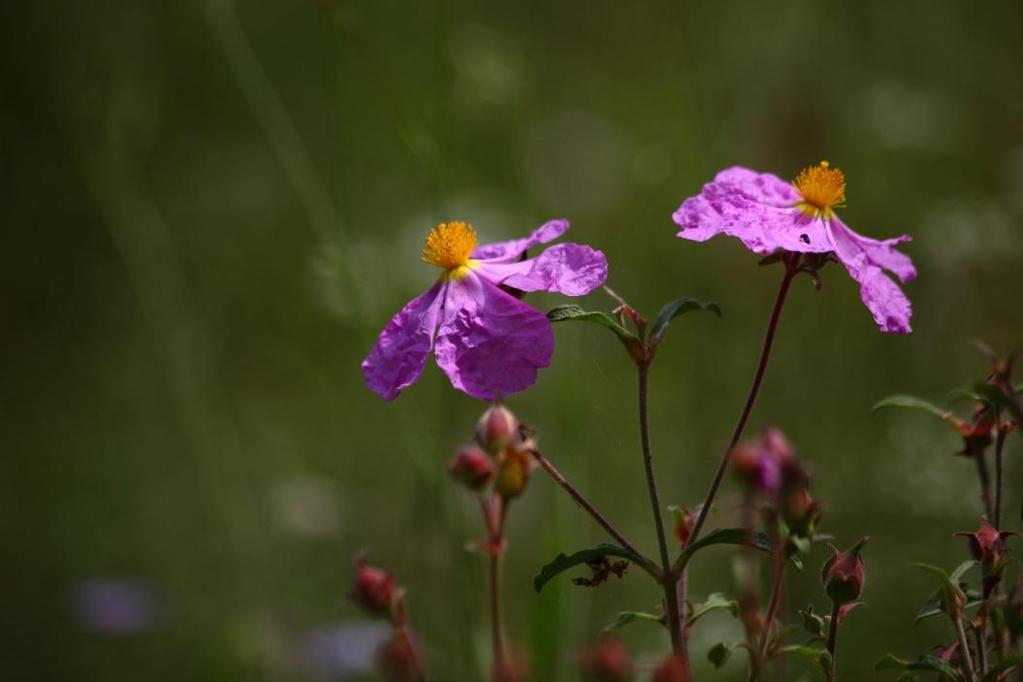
xmin=422 ymin=221 xmax=478 ymax=277
xmin=793 ymin=161 xmax=846 ymax=218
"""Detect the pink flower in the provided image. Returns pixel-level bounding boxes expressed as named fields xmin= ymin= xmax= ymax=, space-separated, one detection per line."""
xmin=673 ymin=163 xmax=916 ymax=333
xmin=363 ymin=219 xmax=607 ymax=400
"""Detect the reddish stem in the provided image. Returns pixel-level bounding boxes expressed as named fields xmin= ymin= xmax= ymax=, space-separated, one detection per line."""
xmin=686 ymin=264 xmax=796 ymax=548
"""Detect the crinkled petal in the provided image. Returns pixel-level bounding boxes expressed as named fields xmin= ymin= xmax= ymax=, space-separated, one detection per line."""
xmin=433 ymin=273 xmax=554 ymax=400
xmin=826 ymin=220 xmax=913 ymax=333
xmin=474 ymin=243 xmax=607 ymax=296
xmin=673 ymin=166 xmax=831 ymax=254
xmin=830 ymin=216 xmax=916 ymax=282
xmin=362 ymin=282 xmax=446 ymax=400
xmin=472 ymin=219 xmax=570 ymax=262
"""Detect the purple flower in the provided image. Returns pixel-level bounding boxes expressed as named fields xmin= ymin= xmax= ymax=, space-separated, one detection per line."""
xmin=363 ymin=219 xmax=607 ymax=400
xmin=673 ymin=163 xmax=916 ymax=333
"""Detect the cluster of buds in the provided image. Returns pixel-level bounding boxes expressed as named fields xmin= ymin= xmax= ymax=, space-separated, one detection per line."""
xmin=731 ymin=427 xmax=821 ymax=551
xmin=577 ymin=637 xmax=634 ymax=682
xmin=448 ymin=404 xmax=536 ymax=501
xmin=349 ymin=553 xmax=423 ymax=681
xmin=822 ymin=537 xmax=868 ymax=606
xmin=956 ymin=519 xmax=1018 ymax=596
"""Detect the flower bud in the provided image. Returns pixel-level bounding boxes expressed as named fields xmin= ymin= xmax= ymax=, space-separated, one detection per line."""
xmin=956 ymin=519 xmax=1017 ymax=592
xmin=762 ymin=427 xmax=795 ymax=466
xmin=651 ymin=655 xmax=689 ymax=682
xmin=822 ymin=537 xmax=868 ymax=605
xmin=494 ymin=449 xmax=532 ymax=500
xmin=350 ymin=554 xmax=397 ymax=619
xmin=670 ymin=506 xmax=695 ymax=546
xmin=448 ymin=446 xmax=493 ymax=491
xmin=578 ymin=637 xmax=634 ymax=682
xmin=731 ymin=440 xmax=781 ymax=494
xmin=376 ymin=629 xmax=422 ymax=682
xmin=476 ymin=405 xmax=519 ymax=455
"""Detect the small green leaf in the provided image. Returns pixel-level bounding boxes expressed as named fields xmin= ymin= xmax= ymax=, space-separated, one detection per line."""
xmin=875 ymin=654 xmax=959 ymax=680
xmin=983 ymin=654 xmax=1020 ymax=681
xmin=673 ymin=528 xmax=771 ymax=575
xmin=546 ymin=305 xmax=638 ymax=344
xmin=788 ymin=553 xmax=805 ymax=571
xmin=688 ymin=593 xmax=739 ymax=625
xmin=915 ymin=586 xmax=983 ymax=623
xmin=708 ymin=641 xmax=744 ymax=668
xmin=533 ymin=543 xmax=641 ymax=593
xmin=601 ymin=610 xmax=664 ymax=634
xmin=872 ymin=395 xmax=952 ymax=421
xmin=649 ymin=297 xmax=720 ymax=344
xmin=950 ymin=560 xmax=978 ymax=583
xmin=775 ymin=645 xmax=832 ymax=673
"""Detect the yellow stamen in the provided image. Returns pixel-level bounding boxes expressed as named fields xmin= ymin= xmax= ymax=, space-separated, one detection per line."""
xmin=793 ymin=160 xmax=846 ymax=218
xmin=422 ymin=221 xmax=478 ymax=272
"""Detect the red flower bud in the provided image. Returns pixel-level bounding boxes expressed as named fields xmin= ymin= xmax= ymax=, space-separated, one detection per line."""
xmin=956 ymin=519 xmax=1017 ymax=585
xmin=376 ymin=629 xmax=422 ymax=682
xmin=476 ymin=405 xmax=519 ymax=455
xmin=350 ymin=554 xmax=398 ymax=619
xmin=670 ymin=506 xmax=695 ymax=546
xmin=731 ymin=440 xmax=781 ymax=494
xmin=822 ymin=537 xmax=868 ymax=605
xmin=762 ymin=427 xmax=795 ymax=465
xmin=651 ymin=655 xmax=690 ymax=682
xmin=578 ymin=637 xmax=634 ymax=682
xmin=448 ymin=446 xmax=494 ymax=491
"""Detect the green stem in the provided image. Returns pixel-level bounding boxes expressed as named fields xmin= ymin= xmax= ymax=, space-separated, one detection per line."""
xmin=638 ymin=363 xmax=684 ymax=655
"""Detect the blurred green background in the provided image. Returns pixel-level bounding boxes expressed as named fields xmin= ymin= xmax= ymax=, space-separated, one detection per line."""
xmin=3 ymin=1 xmax=1022 ymax=680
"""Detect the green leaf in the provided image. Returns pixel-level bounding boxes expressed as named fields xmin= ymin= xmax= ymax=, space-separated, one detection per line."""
xmin=708 ymin=641 xmax=746 ymax=669
xmin=950 ymin=560 xmax=978 ymax=583
xmin=915 ymin=587 xmax=983 ymax=623
xmin=533 ymin=543 xmax=641 ymax=593
xmin=875 ymin=654 xmax=959 ymax=680
xmin=983 ymin=654 xmax=1020 ymax=681
xmin=775 ymin=645 xmax=832 ymax=673
xmin=601 ymin=610 xmax=664 ymax=634
xmin=673 ymin=528 xmax=771 ymax=574
xmin=872 ymin=395 xmax=952 ymax=421
xmin=546 ymin=305 xmax=638 ymax=344
xmin=649 ymin=297 xmax=721 ymax=344
xmin=688 ymin=593 xmax=739 ymax=625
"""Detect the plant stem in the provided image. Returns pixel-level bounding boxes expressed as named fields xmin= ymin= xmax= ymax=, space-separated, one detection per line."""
xmin=758 ymin=550 xmax=788 ymax=668
xmin=954 ymin=614 xmax=978 ymax=682
xmin=530 ymin=450 xmax=658 ymax=578
xmin=973 ymin=450 xmax=995 ymax=522
xmin=638 ymin=362 xmax=684 ymax=655
xmin=686 ymin=265 xmax=796 ymax=548
xmin=994 ymin=426 xmax=1006 ymax=528
xmin=974 ymin=618 xmax=988 ymax=676
xmin=481 ymin=494 xmax=507 ymax=678
xmin=826 ymin=602 xmax=841 ymax=682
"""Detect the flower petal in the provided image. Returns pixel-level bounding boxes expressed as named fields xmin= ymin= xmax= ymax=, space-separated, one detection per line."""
xmin=472 ymin=219 xmax=570 ymax=262
xmin=826 ymin=220 xmax=913 ymax=333
xmin=475 ymin=243 xmax=608 ymax=296
xmin=433 ymin=273 xmax=554 ymax=400
xmin=361 ymin=282 xmax=446 ymax=400
xmin=830 ymin=217 xmax=916 ymax=282
xmin=673 ymin=166 xmax=831 ymax=254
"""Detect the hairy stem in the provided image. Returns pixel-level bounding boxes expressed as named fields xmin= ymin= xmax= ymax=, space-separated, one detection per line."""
xmin=686 ymin=265 xmax=796 ymax=547
xmin=826 ymin=602 xmax=841 ymax=682
xmin=954 ymin=614 xmax=978 ymax=682
xmin=974 ymin=451 xmax=995 ymax=522
xmin=994 ymin=427 xmax=1006 ymax=528
xmin=531 ymin=450 xmax=658 ymax=578
xmin=638 ymin=363 xmax=684 ymax=655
